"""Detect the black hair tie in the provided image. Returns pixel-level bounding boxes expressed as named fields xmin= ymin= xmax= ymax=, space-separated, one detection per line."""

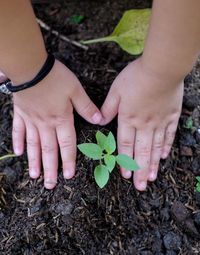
xmin=0 ymin=54 xmax=55 ymax=94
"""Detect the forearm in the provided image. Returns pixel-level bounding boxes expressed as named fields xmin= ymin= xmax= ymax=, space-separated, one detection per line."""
xmin=142 ymin=0 xmax=200 ymax=82
xmin=0 ymin=0 xmax=47 ymax=85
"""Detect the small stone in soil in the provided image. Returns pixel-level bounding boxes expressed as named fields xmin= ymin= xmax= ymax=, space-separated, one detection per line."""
xmin=152 ymin=237 xmax=162 ymax=252
xmin=179 ymin=132 xmax=196 ymax=147
xmin=28 ymin=200 xmax=45 ymax=217
xmin=0 ymin=212 xmax=4 ymax=219
xmin=52 ymin=201 xmax=74 ymax=216
xmin=183 ymin=94 xmax=200 ymax=110
xmin=160 ymin=207 xmax=170 ymax=221
xmin=194 ymin=212 xmax=200 ymax=226
xmin=163 ymin=232 xmax=182 ymax=251
xmin=195 ymin=131 xmax=200 ymax=143
xmin=180 ymin=146 xmax=193 ymax=156
xmin=191 ymin=156 xmax=200 ymax=175
xmin=140 ymin=251 xmax=152 ymax=255
xmin=3 ymin=167 xmax=18 ymax=184
xmin=195 ymin=192 xmax=200 ymax=207
xmin=166 ymin=251 xmax=177 ymax=255
xmin=171 ymin=201 xmax=189 ymax=222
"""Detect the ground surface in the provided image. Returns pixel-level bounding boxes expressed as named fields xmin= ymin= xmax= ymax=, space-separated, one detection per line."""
xmin=1 ymin=1 xmax=200 ymax=254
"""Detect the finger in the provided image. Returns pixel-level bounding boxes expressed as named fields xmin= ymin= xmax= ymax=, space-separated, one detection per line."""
xmin=161 ymin=122 xmax=178 ymax=159
xmin=133 ymin=129 xmax=154 ymax=191
xmin=39 ymin=127 xmax=58 ymax=189
xmin=117 ymin=117 xmax=135 ymax=179
xmin=99 ymin=86 xmax=120 ymax=125
xmin=26 ymin=123 xmax=41 ymax=179
xmin=56 ymin=115 xmax=76 ymax=180
xmin=12 ymin=111 xmax=25 ymax=155
xmin=0 ymin=71 xmax=7 ymax=83
xmin=148 ymin=128 xmax=165 ymax=182
xmin=72 ymin=86 xmax=102 ymax=124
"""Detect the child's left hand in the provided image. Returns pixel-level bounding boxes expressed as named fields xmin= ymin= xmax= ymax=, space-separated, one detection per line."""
xmin=100 ymin=57 xmax=183 ymax=191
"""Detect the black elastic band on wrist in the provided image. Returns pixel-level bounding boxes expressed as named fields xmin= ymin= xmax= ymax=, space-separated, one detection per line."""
xmin=6 ymin=54 xmax=55 ymax=93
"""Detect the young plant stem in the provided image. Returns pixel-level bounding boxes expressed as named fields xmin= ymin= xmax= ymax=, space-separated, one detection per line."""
xmin=81 ymin=36 xmax=116 ymax=44
xmin=0 ymin=154 xmax=17 ymax=161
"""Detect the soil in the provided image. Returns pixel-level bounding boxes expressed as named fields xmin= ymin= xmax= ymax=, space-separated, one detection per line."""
xmin=1 ymin=1 xmax=200 ymax=254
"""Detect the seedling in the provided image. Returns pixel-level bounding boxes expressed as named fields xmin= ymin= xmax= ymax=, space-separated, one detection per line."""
xmin=196 ymin=176 xmax=200 ymax=192
xmin=82 ymin=9 xmax=151 ymax=55
xmin=78 ymin=131 xmax=139 ymax=188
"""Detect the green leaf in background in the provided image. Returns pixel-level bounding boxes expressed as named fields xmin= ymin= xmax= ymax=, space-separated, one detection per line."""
xmin=104 ymin=155 xmax=116 ymax=173
xmin=196 ymin=182 xmax=200 ymax=192
xmin=82 ymin=9 xmax=151 ymax=55
xmin=116 ymin=154 xmax=140 ymax=171
xmin=69 ymin=15 xmax=84 ymax=24
xmin=196 ymin=176 xmax=200 ymax=182
xmin=104 ymin=132 xmax=116 ymax=154
xmin=96 ymin=131 xmax=107 ymax=150
xmin=77 ymin=143 xmax=102 ymax=160
xmin=184 ymin=117 xmax=194 ymax=130
xmin=94 ymin=165 xmax=109 ymax=188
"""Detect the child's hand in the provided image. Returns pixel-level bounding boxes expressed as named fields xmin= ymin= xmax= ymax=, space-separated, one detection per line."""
xmin=100 ymin=58 xmax=183 ymax=191
xmin=12 ymin=60 xmax=102 ymax=189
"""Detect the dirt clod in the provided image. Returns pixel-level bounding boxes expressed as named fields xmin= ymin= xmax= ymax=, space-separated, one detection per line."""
xmin=163 ymin=232 xmax=182 ymax=251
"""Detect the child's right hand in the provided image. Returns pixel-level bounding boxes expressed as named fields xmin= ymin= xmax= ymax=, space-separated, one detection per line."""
xmin=12 ymin=60 xmax=102 ymax=189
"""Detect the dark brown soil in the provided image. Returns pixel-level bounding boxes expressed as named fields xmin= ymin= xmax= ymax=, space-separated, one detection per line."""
xmin=1 ymin=1 xmax=200 ymax=254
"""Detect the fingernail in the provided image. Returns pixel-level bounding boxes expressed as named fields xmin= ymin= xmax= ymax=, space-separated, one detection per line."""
xmin=162 ymin=152 xmax=168 ymax=159
xmin=44 ymin=179 xmax=57 ymax=189
xmin=149 ymin=172 xmax=156 ymax=181
xmin=64 ymin=169 xmax=74 ymax=179
xmin=92 ymin=112 xmax=102 ymax=124
xmin=138 ymin=181 xmax=147 ymax=191
xmin=14 ymin=147 xmax=22 ymax=156
xmin=29 ymin=169 xmax=39 ymax=179
xmin=122 ymin=170 xmax=132 ymax=179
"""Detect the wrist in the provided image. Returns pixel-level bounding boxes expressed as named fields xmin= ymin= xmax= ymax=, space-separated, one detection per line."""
xmin=139 ymin=55 xmax=187 ymax=85
xmin=7 ymin=50 xmax=48 ymax=86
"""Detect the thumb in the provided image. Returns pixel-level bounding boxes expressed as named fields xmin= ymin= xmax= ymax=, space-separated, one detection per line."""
xmin=99 ymin=86 xmax=120 ymax=125
xmin=72 ymin=86 xmax=102 ymax=124
xmin=0 ymin=71 xmax=7 ymax=83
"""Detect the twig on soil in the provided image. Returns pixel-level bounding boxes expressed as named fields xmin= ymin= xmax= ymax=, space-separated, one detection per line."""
xmin=36 ymin=18 xmax=89 ymax=50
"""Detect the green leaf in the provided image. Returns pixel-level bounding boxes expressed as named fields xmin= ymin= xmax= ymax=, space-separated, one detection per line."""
xmin=196 ymin=182 xmax=200 ymax=192
xmin=184 ymin=117 xmax=194 ymax=129
xmin=94 ymin=165 xmax=110 ymax=188
xmin=96 ymin=131 xmax=107 ymax=150
xmin=104 ymin=132 xmax=116 ymax=154
xmin=196 ymin=176 xmax=200 ymax=182
xmin=82 ymin=9 xmax=151 ymax=55
xmin=69 ymin=15 xmax=84 ymax=24
xmin=78 ymin=143 xmax=102 ymax=160
xmin=116 ymin=154 xmax=139 ymax=171
xmin=104 ymin=155 xmax=116 ymax=173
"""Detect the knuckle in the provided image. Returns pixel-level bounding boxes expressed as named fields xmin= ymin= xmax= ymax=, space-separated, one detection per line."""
xmin=138 ymin=146 xmax=151 ymax=157
xmin=81 ymin=100 xmax=94 ymax=116
xmin=56 ymin=116 xmax=72 ymax=127
xmin=153 ymin=142 xmax=162 ymax=150
xmin=27 ymin=138 xmax=39 ymax=147
xmin=119 ymin=139 xmax=133 ymax=149
xmin=59 ymin=138 xmax=73 ymax=150
xmin=118 ymin=114 xmax=137 ymax=127
xmin=42 ymin=144 xmax=56 ymax=154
